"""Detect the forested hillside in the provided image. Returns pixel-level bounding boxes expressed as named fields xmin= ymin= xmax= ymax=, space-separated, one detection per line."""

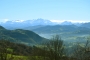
xmin=0 ymin=26 xmax=47 ymax=45
xmin=32 ymin=25 xmax=90 ymax=34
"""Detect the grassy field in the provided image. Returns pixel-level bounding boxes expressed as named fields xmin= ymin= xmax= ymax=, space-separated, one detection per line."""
xmin=6 ymin=54 xmax=28 ymax=60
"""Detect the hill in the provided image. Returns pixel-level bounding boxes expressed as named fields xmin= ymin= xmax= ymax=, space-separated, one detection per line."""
xmin=32 ymin=25 xmax=90 ymax=34
xmin=0 ymin=26 xmax=46 ymax=45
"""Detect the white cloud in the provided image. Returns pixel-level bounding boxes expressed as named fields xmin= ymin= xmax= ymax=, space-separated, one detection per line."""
xmin=67 ymin=20 xmax=90 ymax=23
xmin=0 ymin=19 xmax=25 ymax=23
xmin=1 ymin=19 xmax=9 ymax=23
xmin=4 ymin=19 xmax=9 ymax=21
xmin=50 ymin=20 xmax=90 ymax=23
xmin=50 ymin=20 xmax=66 ymax=23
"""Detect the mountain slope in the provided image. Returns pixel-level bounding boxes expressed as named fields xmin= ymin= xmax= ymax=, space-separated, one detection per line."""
xmin=0 ymin=26 xmax=46 ymax=45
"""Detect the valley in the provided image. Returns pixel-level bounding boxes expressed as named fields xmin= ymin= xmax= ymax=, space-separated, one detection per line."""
xmin=1 ymin=0 xmax=90 ymax=60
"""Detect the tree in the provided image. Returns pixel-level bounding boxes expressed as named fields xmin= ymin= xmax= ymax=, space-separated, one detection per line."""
xmin=0 ymin=40 xmax=8 ymax=60
xmin=29 ymin=35 xmax=66 ymax=60
xmin=45 ymin=35 xmax=65 ymax=60
xmin=71 ymin=38 xmax=90 ymax=60
xmin=0 ymin=40 xmax=14 ymax=60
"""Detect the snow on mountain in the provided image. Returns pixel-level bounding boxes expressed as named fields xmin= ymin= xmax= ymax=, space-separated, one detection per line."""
xmin=1 ymin=18 xmax=88 ymax=30
xmin=0 ymin=19 xmax=55 ymax=29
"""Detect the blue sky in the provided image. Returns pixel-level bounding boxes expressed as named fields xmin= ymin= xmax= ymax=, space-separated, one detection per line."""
xmin=0 ymin=0 xmax=90 ymax=22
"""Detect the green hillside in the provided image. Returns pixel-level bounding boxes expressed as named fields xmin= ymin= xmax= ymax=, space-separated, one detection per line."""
xmin=0 ymin=26 xmax=46 ymax=45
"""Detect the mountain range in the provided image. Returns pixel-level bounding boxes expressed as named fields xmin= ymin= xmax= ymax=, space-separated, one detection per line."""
xmin=0 ymin=19 xmax=90 ymax=44
xmin=1 ymin=18 xmax=89 ymax=30
xmin=0 ymin=19 xmax=55 ymax=29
